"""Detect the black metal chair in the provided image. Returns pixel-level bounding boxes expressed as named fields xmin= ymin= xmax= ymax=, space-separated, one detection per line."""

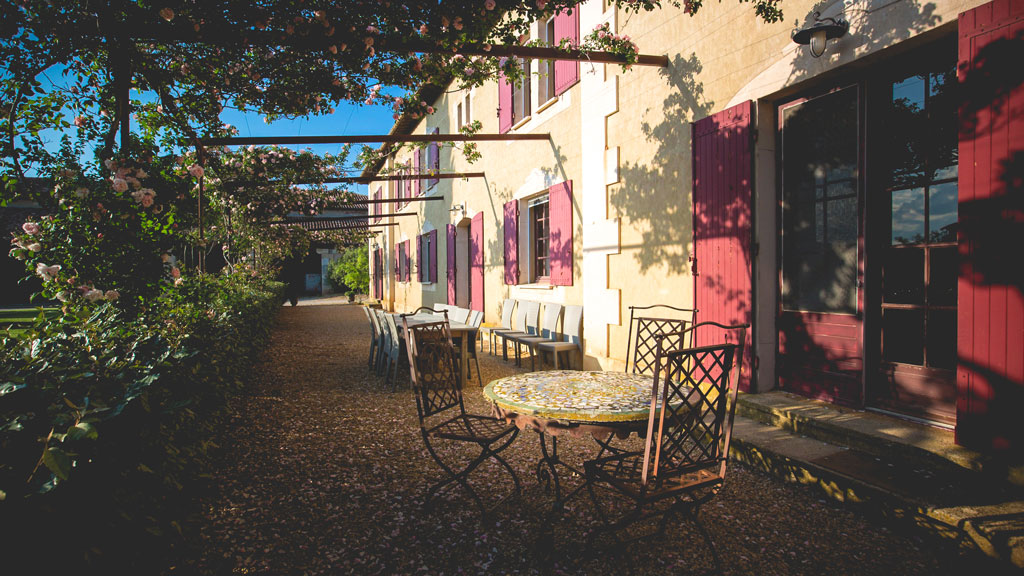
xmin=625 ymin=304 xmax=697 ymax=376
xmin=584 ymin=322 xmax=748 ymax=572
xmin=402 ymin=316 xmax=521 ymax=515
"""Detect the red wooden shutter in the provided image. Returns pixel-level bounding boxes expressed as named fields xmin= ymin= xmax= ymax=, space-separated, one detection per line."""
xmin=503 ymin=200 xmax=519 ymax=284
xmin=554 ymin=9 xmax=580 ymax=96
xmin=427 ymin=127 xmax=440 ymax=188
xmin=693 ymin=100 xmax=754 ymax=392
xmin=498 ymin=70 xmax=514 ymax=133
xmin=447 ymin=224 xmax=457 ymax=305
xmin=470 ymin=213 xmax=484 ymax=312
xmin=548 ymin=181 xmax=573 ymax=286
xmin=416 ymin=234 xmax=423 ymax=282
xmin=956 ymin=0 xmax=1024 ymax=452
xmin=428 ymin=229 xmax=438 ymax=284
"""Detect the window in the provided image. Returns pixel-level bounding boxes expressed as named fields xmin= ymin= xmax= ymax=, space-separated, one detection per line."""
xmin=529 ymin=194 xmax=550 ymax=281
xmin=464 ymin=93 xmax=471 ymax=125
xmin=512 ymin=58 xmax=531 ymax=123
xmin=538 ymin=18 xmax=557 ymax=104
xmin=457 ymin=102 xmax=463 ymax=131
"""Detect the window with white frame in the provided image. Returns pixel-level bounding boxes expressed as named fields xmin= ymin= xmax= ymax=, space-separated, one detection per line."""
xmin=529 ymin=194 xmax=550 ymax=281
xmin=538 ymin=17 xmax=557 ymax=105
xmin=513 ymin=58 xmax=531 ymax=123
xmin=464 ymin=93 xmax=471 ymax=125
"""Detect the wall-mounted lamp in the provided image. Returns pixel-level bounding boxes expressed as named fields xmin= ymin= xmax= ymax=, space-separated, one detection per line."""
xmin=792 ymin=12 xmax=849 ymax=58
xmin=450 ymin=203 xmax=465 ymax=213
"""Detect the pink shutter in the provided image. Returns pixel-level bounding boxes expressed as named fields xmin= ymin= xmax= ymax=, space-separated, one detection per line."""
xmin=548 ymin=181 xmax=573 ymax=286
xmin=498 ymin=70 xmax=514 ymax=133
xmin=693 ymin=100 xmax=754 ymax=392
xmin=447 ymin=224 xmax=457 ymax=305
xmin=503 ymin=200 xmax=519 ymax=285
xmin=554 ymin=9 xmax=580 ymax=96
xmin=470 ymin=212 xmax=484 ymax=312
xmin=416 ymin=234 xmax=423 ymax=282
xmin=429 ymin=229 xmax=438 ymax=284
xmin=394 ymin=244 xmax=401 ymax=280
xmin=956 ymin=0 xmax=1024 ymax=452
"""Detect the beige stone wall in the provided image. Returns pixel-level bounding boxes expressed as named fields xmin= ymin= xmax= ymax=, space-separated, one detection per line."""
xmin=372 ymin=0 xmax=984 ymax=369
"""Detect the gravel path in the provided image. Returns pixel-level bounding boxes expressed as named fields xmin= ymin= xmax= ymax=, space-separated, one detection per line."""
xmin=178 ymin=303 xmax=1000 ymax=575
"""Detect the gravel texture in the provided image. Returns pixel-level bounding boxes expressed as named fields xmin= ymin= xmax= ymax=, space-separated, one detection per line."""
xmin=176 ymin=301 xmax=1004 ymax=575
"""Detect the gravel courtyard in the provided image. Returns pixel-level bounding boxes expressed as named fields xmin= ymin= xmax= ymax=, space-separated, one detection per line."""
xmin=177 ymin=302 xmax=1004 ymax=575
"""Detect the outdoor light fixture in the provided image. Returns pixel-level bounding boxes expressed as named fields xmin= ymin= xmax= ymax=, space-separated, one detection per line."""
xmin=450 ymin=203 xmax=465 ymax=213
xmin=792 ymin=12 xmax=850 ymax=58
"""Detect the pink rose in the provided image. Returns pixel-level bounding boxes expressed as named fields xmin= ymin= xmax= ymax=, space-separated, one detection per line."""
xmin=536 ymin=0 xmax=547 ymax=8
xmin=427 ymin=106 xmax=435 ymax=114
xmin=419 ymin=24 xmax=428 ymax=35
xmin=22 ymin=222 xmax=40 ymax=235
xmin=159 ymin=7 xmax=174 ymax=21
xmin=485 ymin=0 xmax=496 ymax=9
xmin=112 ymin=178 xmax=128 ymax=193
xmin=35 ymin=263 xmax=61 ymax=281
xmin=83 ymin=289 xmax=104 ymax=302
xmin=188 ymin=164 xmax=205 ymax=178
xmin=104 ymin=290 xmax=119 ymax=301
xmin=171 ymin=266 xmax=181 ymax=279
xmin=27 ymin=243 xmax=42 ymax=252
xmin=73 ymin=116 xmax=86 ymax=127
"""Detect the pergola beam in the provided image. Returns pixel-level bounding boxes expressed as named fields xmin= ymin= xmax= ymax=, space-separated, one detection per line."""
xmin=202 ymin=133 xmax=548 ymax=146
xmin=226 ymin=174 xmax=482 ymax=188
xmin=338 ymin=196 xmax=445 ymax=205
xmin=269 ymin=212 xmax=418 ymax=225
xmin=112 ymin=22 xmax=668 ymax=67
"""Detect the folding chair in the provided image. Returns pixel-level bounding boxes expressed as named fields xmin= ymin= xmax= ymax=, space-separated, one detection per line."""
xmin=584 ymin=322 xmax=748 ymax=572
xmin=403 ymin=317 xmax=521 ymax=515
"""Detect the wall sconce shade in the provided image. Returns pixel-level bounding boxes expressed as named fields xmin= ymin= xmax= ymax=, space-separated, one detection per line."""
xmin=793 ymin=12 xmax=850 ymax=58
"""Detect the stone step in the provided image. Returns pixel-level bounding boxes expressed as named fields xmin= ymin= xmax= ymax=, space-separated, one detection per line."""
xmin=736 ymin=391 xmax=1024 ymax=487
xmin=729 ymin=414 xmax=1024 ymax=569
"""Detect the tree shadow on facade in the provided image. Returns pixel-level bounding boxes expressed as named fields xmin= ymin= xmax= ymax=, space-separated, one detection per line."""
xmin=610 ymin=53 xmax=712 ymax=276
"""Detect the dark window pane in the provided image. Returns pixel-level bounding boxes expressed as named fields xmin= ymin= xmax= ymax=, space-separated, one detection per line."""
xmin=891 ymin=187 xmax=925 ymax=245
xmin=928 ymin=246 xmax=957 ymax=306
xmin=781 ymin=86 xmax=859 ymax=314
xmin=929 ymin=181 xmax=958 ymax=243
xmin=927 ymin=310 xmax=956 ymax=370
xmin=883 ymin=309 xmax=924 ymax=365
xmin=883 ymin=248 xmax=924 ymax=304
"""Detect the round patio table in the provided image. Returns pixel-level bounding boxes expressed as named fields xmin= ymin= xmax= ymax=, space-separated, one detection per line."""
xmin=483 ymin=370 xmax=685 ymax=508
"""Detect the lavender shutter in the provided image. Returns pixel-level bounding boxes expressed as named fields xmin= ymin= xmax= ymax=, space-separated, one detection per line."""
xmin=394 ymin=244 xmax=401 ymax=279
xmin=429 ymin=229 xmax=438 ymax=284
xmin=417 ymin=234 xmax=423 ymax=282
xmin=503 ymin=200 xmax=519 ymax=285
xmin=498 ymin=70 xmax=514 ymax=133
xmin=447 ymin=224 xmax=456 ymax=305
xmin=548 ymin=181 xmax=573 ymax=286
xmin=413 ymin=151 xmax=421 ymax=196
xmin=554 ymin=9 xmax=580 ymax=96
xmin=428 ymin=128 xmax=440 ymax=188
xmin=404 ymin=241 xmax=411 ymax=282
xmin=470 ymin=212 xmax=484 ymax=312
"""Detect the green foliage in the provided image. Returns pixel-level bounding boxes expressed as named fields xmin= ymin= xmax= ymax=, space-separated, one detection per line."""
xmin=0 ymin=273 xmax=284 ymax=571
xmin=328 ymin=246 xmax=370 ymax=296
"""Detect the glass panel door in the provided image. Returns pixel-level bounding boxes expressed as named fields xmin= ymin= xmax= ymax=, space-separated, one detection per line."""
xmin=870 ymin=40 xmax=958 ymax=425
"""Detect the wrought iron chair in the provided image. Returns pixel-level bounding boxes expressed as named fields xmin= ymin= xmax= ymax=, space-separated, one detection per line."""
xmin=406 ymin=306 xmax=437 ymax=317
xmin=625 ymin=304 xmax=697 ymax=376
xmin=583 ymin=322 xmax=748 ymax=571
xmin=403 ymin=316 xmax=521 ymax=515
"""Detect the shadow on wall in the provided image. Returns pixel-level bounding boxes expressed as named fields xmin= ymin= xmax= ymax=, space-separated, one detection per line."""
xmin=611 ymin=53 xmax=713 ymax=276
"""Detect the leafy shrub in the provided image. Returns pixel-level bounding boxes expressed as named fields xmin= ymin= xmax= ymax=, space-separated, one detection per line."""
xmin=0 ymin=273 xmax=284 ymax=573
xmin=327 ymin=245 xmax=369 ymax=296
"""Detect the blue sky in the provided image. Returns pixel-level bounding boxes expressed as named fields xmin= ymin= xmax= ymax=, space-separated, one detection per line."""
xmin=35 ymin=65 xmax=398 ymax=196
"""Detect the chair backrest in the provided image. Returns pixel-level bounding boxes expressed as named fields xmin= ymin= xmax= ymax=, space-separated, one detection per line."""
xmin=560 ymin=305 xmax=584 ymax=344
xmin=640 ymin=322 xmax=748 ymax=488
xmin=372 ymin=308 xmax=389 ymax=347
xmin=468 ymin=310 xmax=483 ymax=328
xmin=383 ymin=313 xmax=402 ymax=354
xmin=406 ymin=306 xmax=436 ymax=317
xmin=449 ymin=307 xmax=471 ymax=325
xmin=402 ymin=317 xmax=464 ymax=423
xmin=625 ymin=304 xmax=697 ymax=375
xmin=512 ymin=300 xmax=529 ymax=331
xmin=539 ymin=303 xmax=563 ymax=339
xmin=499 ymin=299 xmax=516 ymax=329
xmin=523 ymin=301 xmax=541 ymax=335
xmin=364 ymin=306 xmax=380 ymax=340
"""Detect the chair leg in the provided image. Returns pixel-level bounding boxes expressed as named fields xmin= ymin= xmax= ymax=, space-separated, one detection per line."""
xmin=530 ymin=345 xmax=536 ymax=371
xmin=473 ymin=354 xmax=482 ymax=386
